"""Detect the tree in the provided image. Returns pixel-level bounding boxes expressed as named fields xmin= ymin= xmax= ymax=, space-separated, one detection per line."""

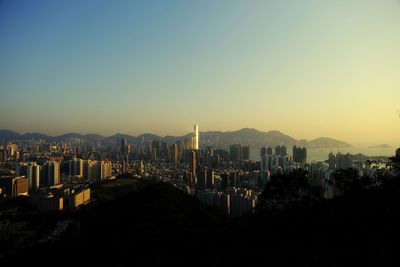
xmin=256 ymin=169 xmax=311 ymax=213
xmin=388 ymin=154 xmax=400 ymax=175
xmin=328 ymin=168 xmax=360 ymax=193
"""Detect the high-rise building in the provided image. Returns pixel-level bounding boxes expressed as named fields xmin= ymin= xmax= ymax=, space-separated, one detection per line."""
xmin=278 ymin=156 xmax=287 ymax=168
xmin=193 ymin=124 xmax=199 ymax=150
xmin=83 ymin=160 xmax=95 ymax=179
xmin=151 ymin=146 xmax=157 ymax=161
xmin=97 ymin=161 xmax=112 ymax=181
xmin=151 ymin=140 xmax=159 ymax=161
xmin=204 ymin=147 xmax=214 ymax=167
xmin=214 ymin=149 xmax=230 ymax=162
xmin=176 ymin=140 xmax=183 ymax=160
xmin=275 ymin=145 xmax=287 ymax=156
xmin=328 ymin=152 xmax=353 ymax=170
xmin=161 ymin=142 xmax=169 ymax=161
xmin=293 ymin=146 xmax=307 ymax=163
xmin=69 ymin=158 xmax=83 ymax=177
xmin=260 ymin=147 xmax=267 ymax=157
xmin=183 ymin=138 xmax=192 ymax=150
xmin=328 ymin=152 xmax=336 ymax=170
xmin=206 ymin=169 xmax=215 ymax=189
xmin=42 ymin=161 xmax=61 ymax=187
xmin=229 ymin=144 xmax=242 ymax=162
xmin=212 ymin=154 xmax=220 ymax=169
xmin=7 ymin=144 xmax=18 ymax=157
xmin=191 ymin=150 xmax=197 ymax=178
xmin=196 ymin=167 xmax=207 ymax=190
xmin=84 ymin=160 xmax=112 ymax=181
xmin=260 ymin=148 xmax=268 ymax=179
xmin=241 ymin=146 xmax=250 ymax=160
xmin=16 ymin=162 xmax=41 ymax=190
xmin=170 ymin=144 xmax=178 ymax=164
xmin=337 ymin=153 xmax=352 ymax=169
xmin=120 ymin=138 xmax=128 ymax=154
xmin=152 ymin=140 xmax=160 ymax=151
xmin=267 ymin=147 xmax=273 ymax=155
xmin=0 ymin=149 xmax=7 ymax=162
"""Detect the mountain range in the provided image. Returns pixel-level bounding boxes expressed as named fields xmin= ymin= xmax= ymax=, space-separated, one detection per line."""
xmin=0 ymin=128 xmax=351 ymax=149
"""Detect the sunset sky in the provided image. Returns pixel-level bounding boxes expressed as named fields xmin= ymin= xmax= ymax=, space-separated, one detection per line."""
xmin=0 ymin=0 xmax=399 ymax=145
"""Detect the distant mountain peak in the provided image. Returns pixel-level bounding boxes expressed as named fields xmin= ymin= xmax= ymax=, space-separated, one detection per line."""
xmin=307 ymin=137 xmax=352 ymax=149
xmin=267 ymin=130 xmax=283 ymax=134
xmin=236 ymin=128 xmax=260 ymax=133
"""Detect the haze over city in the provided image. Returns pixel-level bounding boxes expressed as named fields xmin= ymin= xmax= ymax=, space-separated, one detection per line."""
xmin=1 ymin=0 xmax=399 ymax=145
xmin=2 ymin=1 xmax=400 ymax=266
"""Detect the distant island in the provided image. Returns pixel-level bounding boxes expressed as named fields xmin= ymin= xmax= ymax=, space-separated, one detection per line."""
xmin=368 ymin=144 xmax=392 ymax=149
xmin=0 ymin=128 xmax=352 ymax=149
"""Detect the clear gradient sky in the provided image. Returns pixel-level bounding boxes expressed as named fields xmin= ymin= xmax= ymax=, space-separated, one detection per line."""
xmin=0 ymin=0 xmax=399 ymax=145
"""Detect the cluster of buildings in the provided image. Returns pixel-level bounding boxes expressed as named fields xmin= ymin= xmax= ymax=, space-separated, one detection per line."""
xmin=0 ymin=144 xmax=19 ymax=162
xmin=16 ymin=161 xmax=60 ymax=190
xmin=14 ymin=158 xmax=112 ymax=190
xmin=67 ymin=158 xmax=112 ymax=180
xmin=197 ymin=187 xmax=257 ymax=217
xmin=118 ymin=125 xmax=200 ymax=165
xmin=30 ymin=187 xmax=91 ymax=212
xmin=0 ymin=124 xmax=396 ymax=217
xmin=0 ymin=157 xmax=108 ymax=212
xmin=259 ymin=145 xmax=308 ymax=183
xmin=0 ymin=171 xmax=91 ymax=213
xmin=229 ymin=145 xmax=250 ymax=162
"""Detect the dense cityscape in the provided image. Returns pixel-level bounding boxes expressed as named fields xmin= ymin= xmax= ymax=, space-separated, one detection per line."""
xmin=1 ymin=124 xmax=397 ymax=260
xmin=1 ymin=0 xmax=400 ymax=265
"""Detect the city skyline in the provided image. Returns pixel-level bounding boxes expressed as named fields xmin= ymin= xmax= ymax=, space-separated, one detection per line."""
xmin=1 ymin=1 xmax=400 ymax=264
xmin=1 ymin=0 xmax=399 ymax=144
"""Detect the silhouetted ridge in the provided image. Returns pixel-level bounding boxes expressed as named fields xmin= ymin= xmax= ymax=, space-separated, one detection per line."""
xmin=0 ymin=128 xmax=352 ymax=148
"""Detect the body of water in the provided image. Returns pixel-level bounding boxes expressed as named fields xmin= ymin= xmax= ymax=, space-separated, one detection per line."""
xmin=249 ymin=147 xmax=396 ymax=162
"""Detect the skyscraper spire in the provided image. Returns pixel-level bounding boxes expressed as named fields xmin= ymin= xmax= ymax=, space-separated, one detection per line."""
xmin=194 ymin=124 xmax=199 ymax=150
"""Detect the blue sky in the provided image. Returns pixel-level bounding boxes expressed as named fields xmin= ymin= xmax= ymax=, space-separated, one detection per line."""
xmin=0 ymin=0 xmax=399 ymax=144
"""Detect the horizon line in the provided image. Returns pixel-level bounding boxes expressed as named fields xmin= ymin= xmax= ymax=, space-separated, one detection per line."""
xmin=0 ymin=128 xmax=352 ymax=144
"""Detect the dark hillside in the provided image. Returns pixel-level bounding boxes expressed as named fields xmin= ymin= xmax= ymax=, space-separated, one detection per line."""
xmin=3 ymin=176 xmax=400 ymax=266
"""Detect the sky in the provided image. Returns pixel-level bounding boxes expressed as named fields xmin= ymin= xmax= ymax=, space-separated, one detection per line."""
xmin=0 ymin=0 xmax=399 ymax=145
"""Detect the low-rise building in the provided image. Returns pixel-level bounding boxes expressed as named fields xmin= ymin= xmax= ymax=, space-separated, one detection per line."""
xmin=0 ymin=176 xmax=28 ymax=197
xmin=30 ymin=193 xmax=64 ymax=212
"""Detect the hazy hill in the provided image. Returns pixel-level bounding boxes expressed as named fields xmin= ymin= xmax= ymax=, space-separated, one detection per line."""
xmin=306 ymin=137 xmax=352 ymax=149
xmin=0 ymin=130 xmax=22 ymax=140
xmin=199 ymin=128 xmax=298 ymax=148
xmin=368 ymin=144 xmax=392 ymax=149
xmin=22 ymin=132 xmax=51 ymax=140
xmin=0 ymin=128 xmax=351 ymax=149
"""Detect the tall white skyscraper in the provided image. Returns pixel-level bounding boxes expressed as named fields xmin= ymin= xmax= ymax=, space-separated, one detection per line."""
xmin=194 ymin=124 xmax=199 ymax=150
